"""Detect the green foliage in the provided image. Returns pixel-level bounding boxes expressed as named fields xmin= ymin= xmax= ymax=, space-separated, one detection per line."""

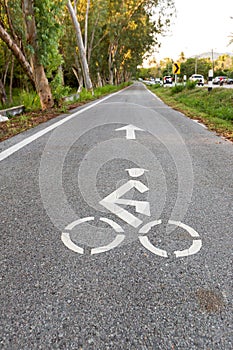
xmin=94 ymin=82 xmax=132 ymax=97
xmin=0 ymin=89 xmax=41 ymax=111
xmin=34 ymin=0 xmax=65 ymax=72
xmin=51 ymin=72 xmax=71 ymax=102
xmin=20 ymin=91 xmax=41 ymax=111
xmin=149 ymin=85 xmax=233 ymax=140
xmin=180 ymin=58 xmax=211 ymax=80
xmin=151 ymin=85 xmax=233 ymax=123
xmin=170 ymin=84 xmax=185 ymax=94
xmin=79 ymin=89 xmax=95 ymax=102
xmin=186 ymin=80 xmax=197 ymax=90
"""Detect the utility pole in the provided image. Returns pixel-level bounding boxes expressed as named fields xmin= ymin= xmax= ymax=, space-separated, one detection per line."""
xmin=195 ymin=56 xmax=197 ymax=74
xmin=211 ymin=49 xmax=214 ymax=74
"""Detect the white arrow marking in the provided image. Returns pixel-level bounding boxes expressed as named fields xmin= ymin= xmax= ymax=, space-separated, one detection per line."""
xmin=100 ymin=180 xmax=150 ymax=228
xmin=115 ymin=124 xmax=144 ymax=139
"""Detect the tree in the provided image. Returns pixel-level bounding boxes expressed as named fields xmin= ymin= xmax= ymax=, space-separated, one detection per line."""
xmin=180 ymin=58 xmax=211 ymax=79
xmin=66 ymin=0 xmax=93 ymax=92
xmin=0 ymin=0 xmax=64 ymax=109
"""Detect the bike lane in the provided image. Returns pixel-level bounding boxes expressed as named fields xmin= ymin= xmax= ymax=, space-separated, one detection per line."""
xmin=0 ymin=83 xmax=232 ymax=349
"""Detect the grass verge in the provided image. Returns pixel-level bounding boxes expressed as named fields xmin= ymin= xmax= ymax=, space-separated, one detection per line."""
xmin=0 ymin=82 xmax=131 ymax=142
xmin=149 ymin=85 xmax=233 ymax=142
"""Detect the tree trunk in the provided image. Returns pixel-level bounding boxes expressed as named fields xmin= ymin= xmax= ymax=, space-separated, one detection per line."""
xmin=9 ymin=55 xmax=14 ymax=103
xmin=22 ymin=0 xmax=54 ymax=110
xmin=67 ymin=0 xmax=93 ymax=93
xmin=108 ymin=46 xmax=114 ymax=85
xmin=0 ymin=23 xmax=34 ymax=86
xmin=0 ymin=78 xmax=7 ymax=105
xmin=32 ymin=58 xmax=54 ymax=109
xmin=97 ymin=72 xmax=102 ymax=87
xmin=72 ymin=66 xmax=83 ymax=93
xmin=3 ymin=60 xmax=10 ymax=86
xmin=84 ymin=0 xmax=90 ymax=55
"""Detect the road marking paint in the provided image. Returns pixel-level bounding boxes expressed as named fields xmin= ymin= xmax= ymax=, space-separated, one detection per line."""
xmin=169 ymin=220 xmax=200 ymax=237
xmin=61 ymin=216 xmax=125 ymax=255
xmin=138 ymin=219 xmax=162 ymax=234
xmin=138 ymin=220 xmax=202 ymax=258
xmin=65 ymin=217 xmax=94 ymax=230
xmin=91 ymin=234 xmax=125 ymax=255
xmin=0 ymin=88 xmax=128 ymax=162
xmin=100 ymin=217 xmax=124 ymax=232
xmin=125 ymin=168 xmax=148 ymax=177
xmin=100 ymin=180 xmax=150 ymax=228
xmin=61 ymin=217 xmax=94 ymax=254
xmin=174 ymin=239 xmax=202 ymax=257
xmin=138 ymin=219 xmax=167 ymax=257
xmin=61 ymin=232 xmax=84 ymax=254
xmin=193 ymin=120 xmax=207 ymax=129
xmin=139 ymin=236 xmax=168 ymax=258
xmin=115 ymin=124 xmax=144 ymax=139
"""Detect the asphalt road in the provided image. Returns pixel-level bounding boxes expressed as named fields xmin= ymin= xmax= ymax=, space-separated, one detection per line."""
xmin=0 ymin=83 xmax=232 ymax=349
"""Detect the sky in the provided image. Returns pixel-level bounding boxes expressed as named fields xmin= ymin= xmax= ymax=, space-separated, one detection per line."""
xmin=153 ymin=0 xmax=233 ymax=61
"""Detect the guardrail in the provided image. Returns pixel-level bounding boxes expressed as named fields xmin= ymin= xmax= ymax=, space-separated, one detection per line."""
xmin=0 ymin=105 xmax=25 ymax=118
xmin=63 ymin=93 xmax=79 ymax=102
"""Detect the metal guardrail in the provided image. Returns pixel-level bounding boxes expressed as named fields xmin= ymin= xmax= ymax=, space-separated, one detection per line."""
xmin=0 ymin=105 xmax=25 ymax=117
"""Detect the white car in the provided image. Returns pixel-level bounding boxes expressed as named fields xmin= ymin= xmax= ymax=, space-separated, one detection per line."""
xmin=189 ymin=74 xmax=204 ymax=86
xmin=163 ymin=76 xmax=173 ymax=85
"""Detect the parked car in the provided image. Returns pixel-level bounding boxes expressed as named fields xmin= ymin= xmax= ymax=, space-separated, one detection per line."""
xmin=226 ymin=78 xmax=233 ymax=85
xmin=163 ymin=76 xmax=172 ymax=85
xmin=212 ymin=76 xmax=227 ymax=85
xmin=189 ymin=74 xmax=204 ymax=86
xmin=154 ymin=78 xmax=162 ymax=85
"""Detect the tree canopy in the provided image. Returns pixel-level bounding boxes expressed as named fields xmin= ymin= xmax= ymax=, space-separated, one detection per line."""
xmin=0 ymin=0 xmax=175 ymax=108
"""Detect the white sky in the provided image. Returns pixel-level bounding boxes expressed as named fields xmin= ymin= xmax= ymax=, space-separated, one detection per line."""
xmin=155 ymin=0 xmax=233 ymax=60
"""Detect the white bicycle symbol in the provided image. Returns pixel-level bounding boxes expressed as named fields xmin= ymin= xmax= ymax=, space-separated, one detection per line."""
xmin=61 ymin=168 xmax=202 ymax=258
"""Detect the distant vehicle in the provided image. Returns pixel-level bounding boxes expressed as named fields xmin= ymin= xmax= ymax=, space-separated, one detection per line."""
xmin=154 ymin=78 xmax=162 ymax=85
xmin=163 ymin=76 xmax=172 ymax=85
xmin=212 ymin=76 xmax=227 ymax=85
xmin=226 ymin=78 xmax=233 ymax=85
xmin=189 ymin=74 xmax=204 ymax=86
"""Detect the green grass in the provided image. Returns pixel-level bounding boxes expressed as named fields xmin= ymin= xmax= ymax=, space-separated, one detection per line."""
xmin=79 ymin=82 xmax=132 ymax=102
xmin=149 ymin=85 xmax=233 ymax=141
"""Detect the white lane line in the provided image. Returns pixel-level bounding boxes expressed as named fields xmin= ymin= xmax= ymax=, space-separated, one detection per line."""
xmin=193 ymin=120 xmax=207 ymax=129
xmin=0 ymin=88 xmax=127 ymax=162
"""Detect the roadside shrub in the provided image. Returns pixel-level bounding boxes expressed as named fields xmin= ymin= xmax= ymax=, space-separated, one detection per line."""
xmin=20 ymin=90 xmax=41 ymax=111
xmin=171 ymin=84 xmax=185 ymax=94
xmin=186 ymin=81 xmax=197 ymax=90
xmin=51 ymin=72 xmax=71 ymax=104
xmin=79 ymin=88 xmax=95 ymax=102
xmin=151 ymin=83 xmax=161 ymax=89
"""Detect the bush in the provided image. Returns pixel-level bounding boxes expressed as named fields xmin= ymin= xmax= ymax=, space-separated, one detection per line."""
xmin=170 ymin=84 xmax=185 ymax=94
xmin=51 ymin=72 xmax=71 ymax=103
xmin=20 ymin=91 xmax=41 ymax=111
xmin=186 ymin=81 xmax=197 ymax=90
